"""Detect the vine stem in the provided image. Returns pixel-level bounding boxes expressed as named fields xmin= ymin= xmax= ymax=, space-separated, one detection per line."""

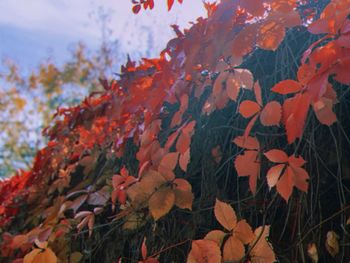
xmin=148 ymin=239 xmax=191 ymax=259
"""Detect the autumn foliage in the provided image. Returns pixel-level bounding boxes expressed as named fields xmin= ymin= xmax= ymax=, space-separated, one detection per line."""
xmin=1 ymin=0 xmax=350 ymax=262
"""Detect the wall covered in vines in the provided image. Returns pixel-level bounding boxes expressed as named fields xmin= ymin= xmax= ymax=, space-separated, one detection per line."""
xmin=1 ymin=0 xmax=350 ymax=262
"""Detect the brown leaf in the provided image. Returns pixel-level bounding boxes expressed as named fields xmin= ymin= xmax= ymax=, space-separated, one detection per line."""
xmin=214 ymin=199 xmax=237 ymax=231
xmin=174 ymin=177 xmax=193 ymax=210
xmin=204 ymin=230 xmax=226 ymax=247
xmin=148 ymin=187 xmax=175 ymax=220
xmin=187 ymin=239 xmax=221 ymax=263
xmin=307 ymin=243 xmax=319 ymax=263
xmin=223 ymin=235 xmax=245 ymax=262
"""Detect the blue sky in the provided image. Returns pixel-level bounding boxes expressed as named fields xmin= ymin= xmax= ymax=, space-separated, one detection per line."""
xmin=0 ymin=0 xmax=210 ymax=72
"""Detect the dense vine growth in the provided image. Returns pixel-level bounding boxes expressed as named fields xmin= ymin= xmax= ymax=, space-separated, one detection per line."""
xmin=1 ymin=0 xmax=350 ymax=262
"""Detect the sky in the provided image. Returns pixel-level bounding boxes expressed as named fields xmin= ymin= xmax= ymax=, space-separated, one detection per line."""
xmin=0 ymin=0 xmax=211 ymax=72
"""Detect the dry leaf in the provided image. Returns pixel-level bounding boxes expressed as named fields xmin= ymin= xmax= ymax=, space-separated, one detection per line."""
xmin=187 ymin=239 xmax=221 ymax=263
xmin=214 ymin=199 xmax=237 ymax=231
xmin=325 ymin=231 xmax=339 ymax=257
xmin=148 ymin=187 xmax=175 ymax=220
xmin=307 ymin=243 xmax=318 ymax=263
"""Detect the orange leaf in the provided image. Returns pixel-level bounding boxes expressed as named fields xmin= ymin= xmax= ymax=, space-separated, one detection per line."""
xmin=312 ymin=97 xmax=337 ymax=126
xmin=233 ymin=136 xmax=259 ymax=150
xmin=214 ymin=199 xmax=237 ymax=231
xmin=176 ymin=132 xmax=191 ymax=154
xmin=271 ymin=80 xmax=302 ymax=94
xmin=174 ymin=179 xmax=193 ymax=210
xmin=288 ymin=155 xmax=306 ymax=167
xmin=24 ymin=247 xmax=57 ymax=263
xmin=148 ymin=187 xmax=175 ymax=220
xmin=158 ymin=152 xmax=179 ymax=180
xmin=307 ymin=243 xmax=319 ymax=263
xmin=249 ymin=226 xmax=276 ymax=263
xmin=234 ymin=150 xmax=260 ymax=194
xmin=223 ymin=235 xmax=245 ymax=262
xmin=289 ymin=165 xmax=309 ymax=193
xmin=204 ymin=230 xmax=226 ymax=247
xmin=234 ymin=219 xmax=255 ymax=244
xmin=266 ymin=164 xmax=285 ymax=188
xmin=243 ymin=114 xmax=259 ymax=138
xmin=260 ymin=101 xmax=281 ymax=126
xmin=264 ymin=149 xmax=288 ymax=163
xmin=239 ymin=100 xmax=261 ymax=118
xmin=187 ymin=239 xmax=222 ymax=263
xmin=276 ymin=167 xmax=293 ymax=202
xmin=179 ymin=149 xmax=190 ymax=171
xmin=257 ymin=20 xmax=286 ymax=51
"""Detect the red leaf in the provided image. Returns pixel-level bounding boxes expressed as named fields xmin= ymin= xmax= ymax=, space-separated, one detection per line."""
xmin=288 ymin=155 xmax=306 ymax=167
xmin=264 ymin=149 xmax=288 ymax=163
xmin=260 ymin=101 xmax=281 ymax=126
xmin=276 ymin=168 xmax=293 ymax=202
xmin=266 ymin=164 xmax=285 ymax=188
xmin=167 ymin=0 xmax=175 ymax=11
xmin=289 ymin=165 xmax=309 ymax=192
xmin=132 ymin=4 xmax=142 ymax=14
xmin=141 ymin=238 xmax=147 ymax=260
xmin=283 ymin=92 xmax=311 ymax=144
xmin=271 ymin=80 xmax=302 ymax=94
xmin=243 ymin=114 xmax=259 ymax=138
xmin=239 ymin=0 xmax=265 ymax=16
xmin=239 ymin=100 xmax=261 ymax=118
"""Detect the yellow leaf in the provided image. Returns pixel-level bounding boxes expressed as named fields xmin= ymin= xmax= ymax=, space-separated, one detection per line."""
xmin=148 ymin=187 xmax=175 ymax=220
xmin=13 ymin=97 xmax=26 ymax=110
xmin=70 ymin=251 xmax=83 ymax=263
